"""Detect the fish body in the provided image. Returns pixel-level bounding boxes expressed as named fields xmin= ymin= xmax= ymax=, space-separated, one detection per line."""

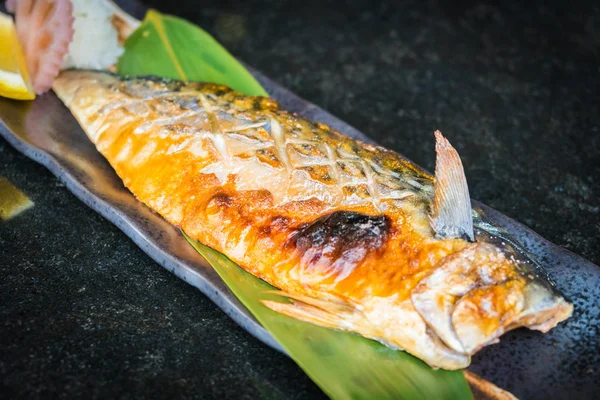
xmin=53 ymin=70 xmax=572 ymax=370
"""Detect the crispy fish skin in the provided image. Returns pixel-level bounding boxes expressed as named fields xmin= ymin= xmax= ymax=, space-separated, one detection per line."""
xmin=53 ymin=70 xmax=573 ymax=370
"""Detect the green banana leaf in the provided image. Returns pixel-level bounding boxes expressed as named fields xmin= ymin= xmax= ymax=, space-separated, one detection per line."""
xmin=118 ymin=10 xmax=267 ymax=97
xmin=117 ymin=9 xmax=472 ymax=400
xmin=185 ymin=235 xmax=472 ymax=400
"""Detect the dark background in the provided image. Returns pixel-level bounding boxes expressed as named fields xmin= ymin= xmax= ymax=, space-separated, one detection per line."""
xmin=1 ymin=0 xmax=598 ymax=398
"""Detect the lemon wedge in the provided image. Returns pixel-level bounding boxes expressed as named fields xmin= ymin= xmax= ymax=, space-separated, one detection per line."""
xmin=0 ymin=12 xmax=35 ymax=100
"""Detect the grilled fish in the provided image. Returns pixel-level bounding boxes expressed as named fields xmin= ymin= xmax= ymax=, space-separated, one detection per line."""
xmin=53 ymin=70 xmax=572 ymax=370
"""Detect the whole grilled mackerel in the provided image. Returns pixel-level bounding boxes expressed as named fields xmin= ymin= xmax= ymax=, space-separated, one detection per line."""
xmin=53 ymin=70 xmax=572 ymax=370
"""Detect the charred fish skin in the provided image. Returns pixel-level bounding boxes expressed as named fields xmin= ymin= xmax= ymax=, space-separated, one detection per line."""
xmin=53 ymin=70 xmax=572 ymax=370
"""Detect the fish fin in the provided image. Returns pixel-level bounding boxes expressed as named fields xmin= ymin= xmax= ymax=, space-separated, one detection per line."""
xmin=261 ymin=300 xmax=343 ymax=330
xmin=262 ymin=292 xmax=353 ymax=330
xmin=262 ymin=290 xmax=354 ymax=314
xmin=430 ymin=130 xmax=474 ymax=241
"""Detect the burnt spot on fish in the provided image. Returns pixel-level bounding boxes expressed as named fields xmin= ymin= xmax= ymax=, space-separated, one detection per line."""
xmin=289 ymin=211 xmax=390 ymax=280
xmin=210 ymin=192 xmax=233 ymax=208
xmin=271 ymin=216 xmax=290 ymax=230
xmin=252 ymin=98 xmax=263 ymax=111
xmin=214 ymin=88 xmax=229 ymax=97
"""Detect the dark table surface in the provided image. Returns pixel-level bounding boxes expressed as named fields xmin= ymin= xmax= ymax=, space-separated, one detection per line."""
xmin=1 ymin=0 xmax=599 ymax=399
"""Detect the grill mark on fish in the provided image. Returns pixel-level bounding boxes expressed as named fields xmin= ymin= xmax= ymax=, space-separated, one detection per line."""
xmin=102 ymin=74 xmax=426 ymax=209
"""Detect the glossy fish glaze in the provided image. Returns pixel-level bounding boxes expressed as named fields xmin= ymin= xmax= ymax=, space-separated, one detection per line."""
xmin=53 ymin=70 xmax=572 ymax=370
